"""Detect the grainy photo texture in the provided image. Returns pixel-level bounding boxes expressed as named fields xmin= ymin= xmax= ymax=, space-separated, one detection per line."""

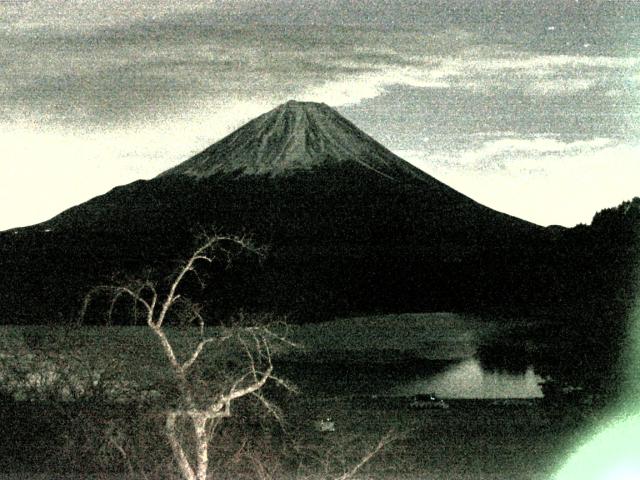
xmin=1 ymin=1 xmax=639 ymax=479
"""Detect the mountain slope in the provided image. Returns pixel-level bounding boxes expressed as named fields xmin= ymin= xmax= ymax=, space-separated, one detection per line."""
xmin=45 ymin=100 xmax=537 ymax=236
xmin=159 ymin=100 xmax=433 ymax=181
xmin=1 ymin=101 xmax=557 ymax=324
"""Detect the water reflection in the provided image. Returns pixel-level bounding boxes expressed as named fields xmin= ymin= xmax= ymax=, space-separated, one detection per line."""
xmin=279 ymin=355 xmax=544 ymax=399
xmin=477 ymin=341 xmax=532 ymax=375
xmin=394 ymin=357 xmax=544 ymax=399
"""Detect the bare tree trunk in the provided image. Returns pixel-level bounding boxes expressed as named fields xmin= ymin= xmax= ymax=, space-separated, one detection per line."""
xmin=193 ymin=414 xmax=210 ymax=480
xmin=82 ymin=235 xmax=285 ymax=480
xmin=166 ymin=411 xmax=212 ymax=480
xmin=167 ymin=412 xmax=196 ymax=480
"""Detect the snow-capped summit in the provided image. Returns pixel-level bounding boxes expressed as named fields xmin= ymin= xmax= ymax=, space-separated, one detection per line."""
xmin=159 ymin=100 xmax=428 ymax=181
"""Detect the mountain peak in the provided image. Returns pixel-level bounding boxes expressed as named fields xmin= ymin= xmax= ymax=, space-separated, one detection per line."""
xmin=280 ymin=99 xmax=328 ymax=110
xmin=158 ymin=100 xmax=430 ymax=181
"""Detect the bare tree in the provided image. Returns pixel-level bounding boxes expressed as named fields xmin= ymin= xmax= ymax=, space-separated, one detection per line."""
xmin=289 ymin=429 xmax=400 ymax=480
xmin=82 ymin=234 xmax=295 ymax=480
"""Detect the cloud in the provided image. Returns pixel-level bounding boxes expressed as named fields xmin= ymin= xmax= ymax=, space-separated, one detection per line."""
xmin=472 ymin=55 xmax=639 ymax=71
xmin=0 ymin=0 xmax=206 ymax=33
xmin=415 ymin=54 xmax=640 ymax=96
xmin=299 ymin=66 xmax=450 ymax=106
xmin=1 ymin=24 xmax=440 ymax=127
xmin=289 ymin=51 xmax=640 ymax=109
xmin=2 ymin=14 xmax=637 ymax=130
xmin=398 ymin=138 xmax=640 ymax=226
xmin=0 ymin=99 xmax=273 ymax=230
xmin=530 ymin=78 xmax=598 ymax=94
xmin=2 ymin=6 xmax=639 ymax=229
xmin=424 ymin=136 xmax=616 ymax=171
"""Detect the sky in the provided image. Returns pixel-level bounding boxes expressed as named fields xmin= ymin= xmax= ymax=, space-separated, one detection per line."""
xmin=1 ymin=0 xmax=639 ymax=229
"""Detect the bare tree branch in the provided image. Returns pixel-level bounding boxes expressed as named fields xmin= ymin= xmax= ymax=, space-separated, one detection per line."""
xmin=155 ymin=234 xmax=254 ymax=328
xmin=267 ymin=373 xmax=299 ymax=394
xmin=261 ymin=325 xmax=302 ymax=350
xmin=334 ymin=430 xmax=398 ymax=480
xmin=181 ymin=338 xmax=217 ymax=371
xmin=81 ymin=285 xmax=153 ymax=325
xmin=252 ymin=391 xmax=284 ymax=424
xmin=226 ymin=365 xmax=274 ymax=403
xmin=107 ymin=290 xmax=125 ymax=326
xmin=81 ymin=233 xmax=288 ymax=480
xmin=106 ymin=425 xmax=150 ymax=480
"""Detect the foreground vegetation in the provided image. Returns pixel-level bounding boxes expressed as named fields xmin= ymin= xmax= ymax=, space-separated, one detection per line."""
xmin=0 ymin=317 xmax=611 ymax=479
xmin=0 ymin=234 xmax=405 ymax=480
xmin=0 ymin=227 xmax=626 ymax=479
xmin=0 ymin=382 xmax=603 ymax=479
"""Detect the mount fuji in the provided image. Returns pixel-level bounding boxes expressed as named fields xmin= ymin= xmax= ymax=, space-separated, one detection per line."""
xmin=1 ymin=101 xmax=616 ymax=324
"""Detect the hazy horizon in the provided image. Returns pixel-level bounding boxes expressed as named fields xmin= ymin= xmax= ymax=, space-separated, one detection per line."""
xmin=2 ymin=0 xmax=639 ymax=229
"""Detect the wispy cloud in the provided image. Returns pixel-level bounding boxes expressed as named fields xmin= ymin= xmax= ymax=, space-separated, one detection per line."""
xmin=5 ymin=14 xmax=636 ymax=129
xmin=406 ymin=53 xmax=640 ymax=96
xmin=1 ymin=25 xmax=438 ymax=127
xmin=299 ymin=66 xmax=450 ymax=106
xmin=0 ymin=0 xmax=205 ymax=33
xmin=529 ymin=78 xmax=598 ymax=95
xmin=424 ymin=136 xmax=615 ymax=171
xmin=0 ymin=100 xmax=273 ymax=230
xmin=398 ymin=137 xmax=640 ymax=226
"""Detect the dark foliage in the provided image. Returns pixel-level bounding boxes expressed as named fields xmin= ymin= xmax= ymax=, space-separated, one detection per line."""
xmin=1 ymin=163 xmax=551 ymax=325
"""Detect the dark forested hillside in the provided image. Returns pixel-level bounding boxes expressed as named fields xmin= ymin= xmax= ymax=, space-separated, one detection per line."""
xmin=0 ymin=102 xmax=637 ymax=333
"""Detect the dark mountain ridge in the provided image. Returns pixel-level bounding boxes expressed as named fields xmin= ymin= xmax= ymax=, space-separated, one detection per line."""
xmin=41 ymin=101 xmax=539 ymax=241
xmin=0 ymin=102 xmax=636 ymax=336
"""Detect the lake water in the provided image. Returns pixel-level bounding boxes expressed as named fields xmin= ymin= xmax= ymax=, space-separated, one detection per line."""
xmin=279 ymin=356 xmax=544 ymax=399
xmin=279 ymin=313 xmax=550 ymax=399
xmin=392 ymin=357 xmax=543 ymax=399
